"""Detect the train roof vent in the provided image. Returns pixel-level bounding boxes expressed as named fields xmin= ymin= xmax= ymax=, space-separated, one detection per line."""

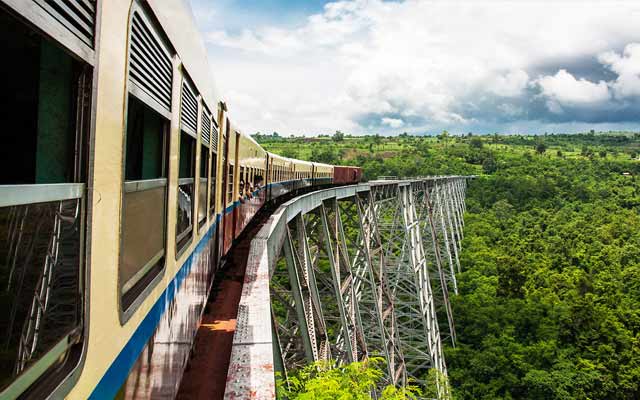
xmin=180 ymin=79 xmax=198 ymax=138
xmin=201 ymin=108 xmax=211 ymax=147
xmin=128 ymin=10 xmax=173 ymax=115
xmin=34 ymin=0 xmax=96 ymax=47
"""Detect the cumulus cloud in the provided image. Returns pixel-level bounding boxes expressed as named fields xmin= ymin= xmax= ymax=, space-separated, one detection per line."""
xmin=489 ymin=70 xmax=530 ymax=98
xmin=599 ymin=43 xmax=640 ymax=99
xmin=193 ymin=0 xmax=640 ymax=135
xmin=381 ymin=117 xmax=404 ymax=128
xmin=536 ymin=69 xmax=610 ymax=113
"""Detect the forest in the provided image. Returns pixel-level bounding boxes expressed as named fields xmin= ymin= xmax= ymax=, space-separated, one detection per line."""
xmin=259 ymin=132 xmax=640 ymax=399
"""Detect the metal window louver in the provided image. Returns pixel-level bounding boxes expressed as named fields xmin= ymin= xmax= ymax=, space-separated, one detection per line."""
xmin=34 ymin=0 xmax=96 ymax=47
xmin=211 ymin=124 xmax=219 ymax=153
xmin=211 ymin=117 xmax=219 ymax=152
xmin=201 ymin=108 xmax=211 ymax=147
xmin=180 ymin=80 xmax=198 ymax=138
xmin=128 ymin=11 xmax=173 ymax=113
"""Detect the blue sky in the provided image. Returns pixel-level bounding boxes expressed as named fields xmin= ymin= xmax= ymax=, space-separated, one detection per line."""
xmin=189 ymin=0 xmax=328 ymax=32
xmin=189 ymin=0 xmax=640 ymax=136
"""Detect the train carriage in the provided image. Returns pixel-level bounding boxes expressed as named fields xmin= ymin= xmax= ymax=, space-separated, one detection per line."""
xmin=292 ymin=159 xmax=314 ymax=191
xmin=234 ymin=133 xmax=267 ymax=241
xmin=266 ymin=152 xmax=293 ymax=201
xmin=0 ymin=1 xmax=361 ymax=399
xmin=314 ymin=162 xmax=335 ymax=186
xmin=334 ymin=165 xmax=363 ymax=184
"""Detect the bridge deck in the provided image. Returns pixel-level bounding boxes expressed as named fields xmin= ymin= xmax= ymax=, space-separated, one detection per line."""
xmin=176 ymin=205 xmax=275 ymax=399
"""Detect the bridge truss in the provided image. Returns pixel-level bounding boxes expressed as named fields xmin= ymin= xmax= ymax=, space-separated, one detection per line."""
xmin=224 ymin=177 xmax=470 ymax=399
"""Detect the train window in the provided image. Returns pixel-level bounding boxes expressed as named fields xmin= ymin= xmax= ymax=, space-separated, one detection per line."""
xmin=255 ymin=170 xmax=263 ymax=189
xmin=200 ymin=109 xmax=211 ymax=230
xmin=227 ymin=163 xmax=234 ymax=205
xmin=246 ymin=167 xmax=251 ymax=194
xmin=221 ymin=131 xmax=227 ymax=208
xmin=121 ymin=95 xmax=169 ymax=308
xmin=176 ymin=76 xmax=199 ymax=254
xmin=0 ymin=8 xmax=91 ymax=396
xmin=119 ymin=4 xmax=174 ymax=318
xmin=198 ymin=143 xmax=209 ymax=231
xmin=239 ymin=166 xmax=245 ymax=198
xmin=0 ymin=17 xmax=88 ymax=185
xmin=176 ymin=132 xmax=196 ymax=254
xmin=210 ymin=151 xmax=217 ymax=217
xmin=245 ymin=167 xmax=250 ymax=194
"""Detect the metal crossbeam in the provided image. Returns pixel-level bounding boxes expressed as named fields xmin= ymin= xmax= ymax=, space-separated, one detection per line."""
xmin=226 ymin=176 xmax=472 ymax=399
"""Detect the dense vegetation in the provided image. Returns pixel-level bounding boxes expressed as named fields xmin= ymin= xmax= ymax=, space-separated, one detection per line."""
xmin=260 ymin=132 xmax=640 ymax=399
xmin=276 ymin=358 xmax=421 ymax=399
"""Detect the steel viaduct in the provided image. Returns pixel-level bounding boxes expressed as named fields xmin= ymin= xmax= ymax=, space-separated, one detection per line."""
xmin=178 ymin=176 xmax=472 ymax=400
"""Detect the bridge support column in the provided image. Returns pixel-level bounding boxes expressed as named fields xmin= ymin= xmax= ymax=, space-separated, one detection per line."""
xmin=396 ymin=183 xmax=449 ymax=398
xmin=355 ymin=190 xmax=406 ymax=385
xmin=421 ymin=181 xmax=457 ymax=347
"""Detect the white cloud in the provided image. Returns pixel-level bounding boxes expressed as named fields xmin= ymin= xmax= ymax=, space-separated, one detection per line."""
xmin=489 ymin=70 xmax=530 ymax=98
xmin=194 ymin=0 xmax=640 ymax=135
xmin=599 ymin=43 xmax=640 ymax=99
xmin=381 ymin=117 xmax=404 ymax=128
xmin=536 ymin=69 xmax=610 ymax=113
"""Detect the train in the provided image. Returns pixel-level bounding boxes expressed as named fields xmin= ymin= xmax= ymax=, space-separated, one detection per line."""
xmin=0 ymin=1 xmax=362 ymax=399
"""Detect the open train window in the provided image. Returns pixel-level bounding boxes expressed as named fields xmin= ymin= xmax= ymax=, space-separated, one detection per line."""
xmin=120 ymin=6 xmax=173 ymax=315
xmin=198 ymin=143 xmax=209 ymax=231
xmin=255 ymin=169 xmax=263 ymax=189
xmin=200 ymin=109 xmax=212 ymax=227
xmin=176 ymin=132 xmax=196 ymax=255
xmin=209 ymin=117 xmax=218 ymax=218
xmin=121 ymin=95 xmax=169 ymax=309
xmin=227 ymin=163 xmax=235 ymax=205
xmin=210 ymin=151 xmax=217 ymax=217
xmin=0 ymin=7 xmax=91 ymax=397
xmin=176 ymin=77 xmax=198 ymax=255
xmin=239 ymin=166 xmax=245 ymax=198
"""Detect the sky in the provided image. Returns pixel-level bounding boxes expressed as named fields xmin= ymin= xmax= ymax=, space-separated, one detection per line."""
xmin=188 ymin=0 xmax=640 ymax=136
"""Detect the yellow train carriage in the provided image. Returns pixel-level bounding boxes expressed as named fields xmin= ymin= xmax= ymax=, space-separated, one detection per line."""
xmin=267 ymin=152 xmax=294 ymax=199
xmin=314 ymin=162 xmax=335 ymax=186
xmin=291 ymin=159 xmax=314 ymax=191
xmin=229 ymin=130 xmax=267 ymax=248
